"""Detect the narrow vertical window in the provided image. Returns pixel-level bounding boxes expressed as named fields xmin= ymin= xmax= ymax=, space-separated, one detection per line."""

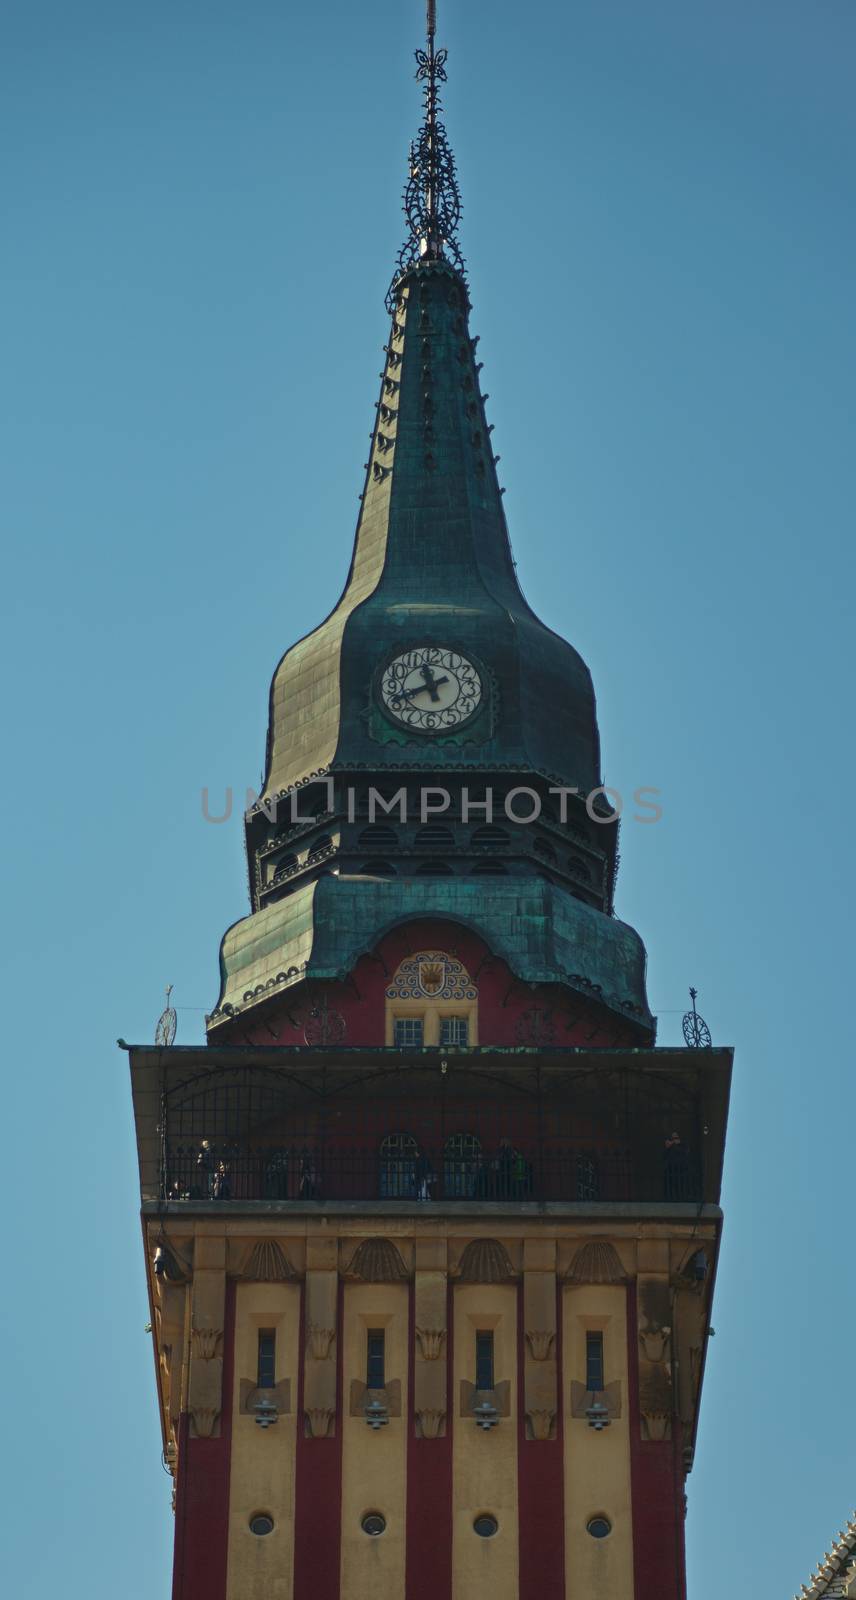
xmin=257 ymin=1329 xmax=276 ymax=1390
xmin=475 ymin=1330 xmax=495 ymax=1391
xmin=366 ymin=1328 xmax=386 ymax=1389
xmin=586 ymin=1331 xmax=604 ymax=1392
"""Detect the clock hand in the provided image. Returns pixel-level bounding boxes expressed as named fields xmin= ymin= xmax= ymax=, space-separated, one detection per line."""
xmin=418 ymin=665 xmax=449 ymax=702
xmin=395 ymin=672 xmax=450 ymax=702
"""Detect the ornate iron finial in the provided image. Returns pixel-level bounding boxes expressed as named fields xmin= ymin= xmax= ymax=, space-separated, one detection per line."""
xmin=155 ymin=984 xmax=177 ymax=1047
xmin=386 ymin=0 xmax=465 ymax=310
xmin=682 ymin=987 xmax=712 ymax=1049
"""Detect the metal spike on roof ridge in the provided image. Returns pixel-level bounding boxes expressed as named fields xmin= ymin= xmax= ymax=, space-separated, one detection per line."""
xmin=795 ymin=1514 xmax=856 ymax=1599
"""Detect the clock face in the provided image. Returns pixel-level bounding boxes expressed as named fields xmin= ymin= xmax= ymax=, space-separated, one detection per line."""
xmin=380 ymin=645 xmax=483 ymax=733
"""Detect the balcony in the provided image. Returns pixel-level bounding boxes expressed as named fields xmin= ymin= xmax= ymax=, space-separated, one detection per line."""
xmin=162 ymin=1138 xmax=701 ymax=1206
xmin=127 ymin=1042 xmax=730 ymax=1211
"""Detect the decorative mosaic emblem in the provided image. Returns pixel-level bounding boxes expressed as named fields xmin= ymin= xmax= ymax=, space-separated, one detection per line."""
xmin=516 ymin=1007 xmax=556 ymax=1047
xmin=387 ymin=952 xmax=477 ymax=1002
xmin=302 ymin=997 xmax=346 ymax=1046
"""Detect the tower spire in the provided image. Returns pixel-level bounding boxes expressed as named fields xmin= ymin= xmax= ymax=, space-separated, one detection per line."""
xmin=388 ymin=0 xmax=465 ymax=309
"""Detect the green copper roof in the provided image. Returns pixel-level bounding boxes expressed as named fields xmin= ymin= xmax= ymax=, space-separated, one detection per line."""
xmin=210 ymin=875 xmax=652 ymax=1033
xmin=261 ymin=259 xmax=601 ymax=801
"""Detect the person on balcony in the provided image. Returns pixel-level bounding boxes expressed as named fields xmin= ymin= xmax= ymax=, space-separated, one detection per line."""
xmin=663 ymin=1131 xmax=691 ymax=1200
xmin=299 ymin=1148 xmax=319 ymax=1200
xmin=212 ymin=1159 xmax=231 ymax=1200
xmin=196 ymin=1139 xmax=216 ymax=1198
xmin=496 ymin=1138 xmax=515 ymax=1199
xmin=415 ymin=1150 xmax=433 ymax=1201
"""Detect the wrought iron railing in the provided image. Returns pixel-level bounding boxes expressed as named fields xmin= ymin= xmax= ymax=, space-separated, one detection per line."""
xmin=161 ymin=1142 xmax=701 ymax=1205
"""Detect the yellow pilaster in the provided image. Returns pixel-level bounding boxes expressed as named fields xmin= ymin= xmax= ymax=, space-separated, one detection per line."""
xmin=452 ymin=1283 xmax=518 ymax=1600
xmin=225 ymin=1281 xmax=300 ymax=1600
xmin=563 ymin=1283 xmax=633 ymax=1600
xmin=340 ymin=1282 xmax=409 ymax=1600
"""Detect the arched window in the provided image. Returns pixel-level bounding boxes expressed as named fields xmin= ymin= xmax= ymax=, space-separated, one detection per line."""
xmin=471 ymin=861 xmax=508 ymax=875
xmin=443 ymin=1132 xmax=481 ymax=1198
xmin=379 ymin=1133 xmax=419 ymax=1198
xmin=534 ymin=837 xmax=556 ymax=862
xmin=471 ymin=825 xmax=509 ymax=849
xmin=415 ymin=824 xmax=454 ymax=850
xmin=358 ymin=824 xmax=397 ymax=852
xmin=359 ymin=859 xmax=397 ymax=878
xmin=416 ymin=860 xmax=453 ymax=875
xmin=568 ymin=855 xmax=592 ymax=882
xmin=272 ymin=852 xmax=297 ymax=881
xmin=309 ymin=834 xmax=333 ymax=858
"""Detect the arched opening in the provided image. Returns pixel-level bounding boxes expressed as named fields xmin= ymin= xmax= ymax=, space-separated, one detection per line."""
xmin=359 ymin=859 xmax=397 ymax=878
xmin=443 ymin=1131 xmax=481 ymax=1198
xmin=534 ymin=838 xmax=556 ymax=862
xmin=358 ymin=824 xmax=398 ymax=852
xmin=379 ymin=1132 xmax=420 ymax=1198
xmin=471 ymin=861 xmax=508 ymax=875
xmin=415 ymin=824 xmax=455 ymax=850
xmin=416 ymin=860 xmax=454 ymax=876
xmin=471 ymin=825 xmax=509 ymax=849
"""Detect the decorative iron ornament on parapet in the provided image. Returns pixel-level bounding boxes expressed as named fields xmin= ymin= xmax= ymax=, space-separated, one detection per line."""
xmin=682 ymin=986 xmax=712 ymax=1049
xmin=155 ymin=984 xmax=177 ymax=1047
xmin=387 ymin=0 xmax=466 ymax=312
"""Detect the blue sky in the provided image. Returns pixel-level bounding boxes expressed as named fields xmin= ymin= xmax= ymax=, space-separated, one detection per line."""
xmin=2 ymin=2 xmax=854 ymax=1595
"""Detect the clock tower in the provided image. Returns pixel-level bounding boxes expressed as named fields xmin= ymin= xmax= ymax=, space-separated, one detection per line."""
xmin=127 ymin=7 xmax=732 ymax=1598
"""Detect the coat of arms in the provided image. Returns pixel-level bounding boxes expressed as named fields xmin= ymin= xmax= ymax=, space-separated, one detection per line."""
xmin=418 ymin=958 xmax=445 ymax=995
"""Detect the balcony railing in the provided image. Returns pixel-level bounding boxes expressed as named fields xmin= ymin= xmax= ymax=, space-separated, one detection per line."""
xmin=162 ymin=1141 xmax=701 ymax=1206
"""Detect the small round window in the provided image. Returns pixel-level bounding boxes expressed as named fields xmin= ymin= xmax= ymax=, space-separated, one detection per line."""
xmin=473 ymin=1514 xmax=498 ymax=1538
xmin=249 ymin=1514 xmax=274 ymax=1536
xmin=361 ymin=1512 xmax=386 ymax=1537
xmin=586 ymin=1516 xmax=612 ymax=1539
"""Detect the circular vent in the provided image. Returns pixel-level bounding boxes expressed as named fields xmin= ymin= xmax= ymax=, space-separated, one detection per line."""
xmin=249 ymin=1514 xmax=274 ymax=1537
xmin=473 ymin=1515 xmax=498 ymax=1538
xmin=361 ymin=1513 xmax=386 ymax=1537
xmin=586 ymin=1516 xmax=612 ymax=1539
